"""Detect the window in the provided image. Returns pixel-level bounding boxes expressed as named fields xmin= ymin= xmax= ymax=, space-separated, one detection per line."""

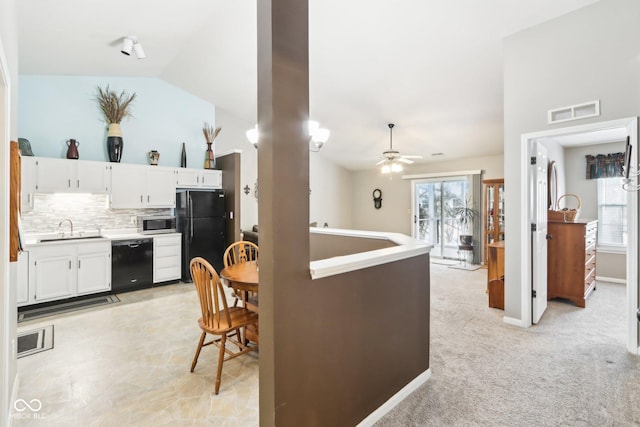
xmin=597 ymin=177 xmax=627 ymax=248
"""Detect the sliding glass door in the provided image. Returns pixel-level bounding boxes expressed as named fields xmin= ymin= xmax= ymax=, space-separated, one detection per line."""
xmin=412 ymin=178 xmax=469 ymax=259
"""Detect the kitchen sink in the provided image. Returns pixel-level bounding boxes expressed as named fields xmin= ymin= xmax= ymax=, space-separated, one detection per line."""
xmin=36 ymin=229 xmax=104 ymax=243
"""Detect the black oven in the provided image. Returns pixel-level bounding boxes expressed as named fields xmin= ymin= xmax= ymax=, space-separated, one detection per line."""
xmin=138 ymin=215 xmax=176 ymax=235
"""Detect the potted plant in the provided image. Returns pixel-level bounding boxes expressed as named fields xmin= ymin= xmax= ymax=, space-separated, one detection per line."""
xmin=95 ymin=85 xmax=136 ymax=162
xmin=454 ymin=197 xmax=478 ymax=246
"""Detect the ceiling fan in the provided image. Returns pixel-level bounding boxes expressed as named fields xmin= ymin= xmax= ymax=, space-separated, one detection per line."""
xmin=376 ymin=123 xmax=423 ymax=173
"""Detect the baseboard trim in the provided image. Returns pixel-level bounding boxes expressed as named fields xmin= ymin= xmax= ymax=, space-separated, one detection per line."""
xmin=357 ymin=368 xmax=431 ymax=427
xmin=595 ymin=276 xmax=626 ymax=285
xmin=503 ymin=316 xmax=527 ymax=328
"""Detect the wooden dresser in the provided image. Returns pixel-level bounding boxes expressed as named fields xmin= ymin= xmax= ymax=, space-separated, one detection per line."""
xmin=547 ymin=220 xmax=597 ymax=308
xmin=487 ymin=241 xmax=504 ymax=309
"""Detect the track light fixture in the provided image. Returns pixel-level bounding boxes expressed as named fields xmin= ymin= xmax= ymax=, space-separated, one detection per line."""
xmin=121 ymin=36 xmax=145 ymax=59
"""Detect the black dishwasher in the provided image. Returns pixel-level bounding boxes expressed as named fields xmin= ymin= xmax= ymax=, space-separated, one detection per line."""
xmin=111 ymin=239 xmax=153 ymax=293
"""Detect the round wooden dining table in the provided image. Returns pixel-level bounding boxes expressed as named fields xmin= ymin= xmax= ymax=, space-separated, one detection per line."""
xmin=220 ymin=260 xmax=259 ymax=343
xmin=219 ymin=260 xmax=259 ymax=297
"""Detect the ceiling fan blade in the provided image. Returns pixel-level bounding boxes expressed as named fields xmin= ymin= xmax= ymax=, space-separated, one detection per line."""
xmin=398 ymin=157 xmax=414 ymax=164
xmin=402 ymin=155 xmax=423 ymax=159
xmin=375 ymin=159 xmax=387 ymax=166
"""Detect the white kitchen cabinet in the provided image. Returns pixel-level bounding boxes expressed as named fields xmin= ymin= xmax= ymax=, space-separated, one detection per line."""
xmin=34 ymin=158 xmax=110 ymax=194
xmin=110 ymin=163 xmax=175 ymax=208
xmin=176 ymin=168 xmax=222 ymax=189
xmin=153 ymin=234 xmax=181 ymax=283
xmin=17 ymin=251 xmax=29 ymax=306
xmin=21 ymin=156 xmax=36 ymax=212
xmin=147 ymin=167 xmax=177 ymax=207
xmin=28 ymin=240 xmax=111 ymax=305
xmin=77 ymin=245 xmax=112 ymax=295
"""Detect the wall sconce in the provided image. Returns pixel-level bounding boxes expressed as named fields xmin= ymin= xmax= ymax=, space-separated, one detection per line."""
xmin=121 ymin=36 xmax=146 ymax=59
xmin=246 ymin=121 xmax=330 ymax=151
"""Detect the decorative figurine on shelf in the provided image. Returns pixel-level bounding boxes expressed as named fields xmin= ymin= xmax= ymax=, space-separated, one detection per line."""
xmin=148 ymin=150 xmax=160 ymax=166
xmin=202 ymin=122 xmax=221 ymax=169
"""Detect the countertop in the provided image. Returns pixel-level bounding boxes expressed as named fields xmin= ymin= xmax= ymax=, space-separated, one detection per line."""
xmin=22 ymin=229 xmax=181 ymax=247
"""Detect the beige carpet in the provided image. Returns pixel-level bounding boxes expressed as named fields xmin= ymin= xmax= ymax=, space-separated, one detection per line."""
xmin=376 ymin=262 xmax=640 ymax=426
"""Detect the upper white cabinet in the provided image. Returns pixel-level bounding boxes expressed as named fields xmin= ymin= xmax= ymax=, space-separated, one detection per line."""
xmin=110 ymin=163 xmax=176 ymax=208
xmin=34 ymin=158 xmax=110 ymax=194
xmin=176 ymin=168 xmax=222 ymax=189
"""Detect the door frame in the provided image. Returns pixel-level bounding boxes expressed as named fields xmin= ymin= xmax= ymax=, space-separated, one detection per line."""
xmin=520 ymin=117 xmax=638 ymax=354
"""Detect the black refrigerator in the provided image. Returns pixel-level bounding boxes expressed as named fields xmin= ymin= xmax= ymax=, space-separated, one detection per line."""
xmin=176 ymin=190 xmax=227 ymax=282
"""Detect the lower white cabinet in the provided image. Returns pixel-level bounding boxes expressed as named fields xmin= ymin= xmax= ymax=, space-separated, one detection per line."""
xmin=153 ymin=234 xmax=181 ymax=283
xmin=26 ymin=241 xmax=111 ymax=305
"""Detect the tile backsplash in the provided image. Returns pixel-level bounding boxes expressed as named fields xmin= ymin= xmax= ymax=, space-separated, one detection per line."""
xmin=21 ymin=194 xmax=171 ymax=233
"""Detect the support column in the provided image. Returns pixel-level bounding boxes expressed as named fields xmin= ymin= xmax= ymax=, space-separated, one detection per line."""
xmin=256 ymin=1 xmax=310 ymax=425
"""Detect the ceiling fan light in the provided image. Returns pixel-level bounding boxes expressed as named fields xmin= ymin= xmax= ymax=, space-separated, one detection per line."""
xmin=391 ymin=162 xmax=403 ymax=173
xmin=381 ymin=164 xmax=391 ymax=174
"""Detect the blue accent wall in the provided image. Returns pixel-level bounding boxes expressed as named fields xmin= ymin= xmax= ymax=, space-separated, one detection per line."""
xmin=18 ymin=75 xmax=215 ymax=167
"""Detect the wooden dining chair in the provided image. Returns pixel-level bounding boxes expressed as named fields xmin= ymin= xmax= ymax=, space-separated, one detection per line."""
xmin=223 ymin=241 xmax=259 ymax=268
xmin=223 ymin=241 xmax=259 ymax=307
xmin=189 ymin=257 xmax=259 ymax=395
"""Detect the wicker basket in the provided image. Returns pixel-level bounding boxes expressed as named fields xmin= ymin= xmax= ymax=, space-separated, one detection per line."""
xmin=548 ymin=193 xmax=581 ymax=222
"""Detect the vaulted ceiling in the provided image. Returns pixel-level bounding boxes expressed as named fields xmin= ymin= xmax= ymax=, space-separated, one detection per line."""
xmin=16 ymin=0 xmax=599 ymax=170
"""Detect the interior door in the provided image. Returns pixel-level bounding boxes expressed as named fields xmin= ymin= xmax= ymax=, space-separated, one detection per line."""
xmin=531 ymin=141 xmax=548 ymax=324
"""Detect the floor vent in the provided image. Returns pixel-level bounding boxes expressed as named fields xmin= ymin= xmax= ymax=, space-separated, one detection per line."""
xmin=18 ymin=295 xmax=120 ymax=322
xmin=17 ymin=325 xmax=54 ymax=358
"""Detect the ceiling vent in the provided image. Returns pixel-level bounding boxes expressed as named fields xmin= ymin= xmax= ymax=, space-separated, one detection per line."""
xmin=548 ymin=100 xmax=600 ymax=125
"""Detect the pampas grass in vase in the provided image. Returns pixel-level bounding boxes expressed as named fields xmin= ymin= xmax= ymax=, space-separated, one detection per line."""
xmin=95 ymin=85 xmax=136 ymax=162
xmin=202 ymin=122 xmax=221 ymax=169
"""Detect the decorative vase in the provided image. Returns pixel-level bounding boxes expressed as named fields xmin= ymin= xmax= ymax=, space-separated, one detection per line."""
xmin=148 ymin=150 xmax=160 ymax=166
xmin=180 ymin=142 xmax=187 ymax=167
xmin=66 ymin=139 xmax=80 ymax=159
xmin=107 ymin=123 xmax=123 ymax=163
xmin=204 ymin=142 xmax=215 ymax=169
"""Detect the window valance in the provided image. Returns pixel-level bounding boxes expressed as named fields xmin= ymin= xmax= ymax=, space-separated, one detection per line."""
xmin=585 ymin=152 xmax=624 ymax=179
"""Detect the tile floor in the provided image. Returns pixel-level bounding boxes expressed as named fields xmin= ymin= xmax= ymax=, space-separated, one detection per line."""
xmin=12 ymin=282 xmax=258 ymax=426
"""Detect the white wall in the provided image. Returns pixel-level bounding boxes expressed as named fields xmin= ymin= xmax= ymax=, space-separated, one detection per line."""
xmin=19 ymin=75 xmax=214 ymax=166
xmin=215 ymin=108 xmax=258 ymax=230
xmin=351 ymin=154 xmax=504 ymax=234
xmin=0 ymin=0 xmax=19 ymax=423
xmin=310 ymin=153 xmax=353 ymax=229
xmin=503 ymin=0 xmax=640 ymax=322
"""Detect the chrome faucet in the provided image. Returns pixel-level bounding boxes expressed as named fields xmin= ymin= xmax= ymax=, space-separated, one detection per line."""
xmin=58 ymin=219 xmax=74 ymax=236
